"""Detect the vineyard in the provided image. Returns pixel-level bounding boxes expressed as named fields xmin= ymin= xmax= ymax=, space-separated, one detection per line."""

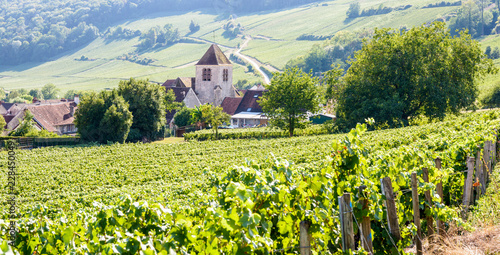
xmin=1 ymin=110 xmax=500 ymax=254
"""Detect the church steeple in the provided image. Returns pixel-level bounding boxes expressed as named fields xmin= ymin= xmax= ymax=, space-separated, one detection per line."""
xmin=196 ymin=44 xmax=232 ymax=65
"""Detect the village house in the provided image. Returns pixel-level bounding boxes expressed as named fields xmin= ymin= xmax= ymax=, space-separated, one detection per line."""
xmin=1 ymin=96 xmax=80 ymax=135
xmin=221 ymin=84 xmax=268 ymax=128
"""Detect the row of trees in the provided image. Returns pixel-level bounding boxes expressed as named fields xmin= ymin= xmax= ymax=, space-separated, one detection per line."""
xmin=75 ymin=78 xmax=180 ymax=143
xmin=0 ymin=83 xmax=60 ymax=103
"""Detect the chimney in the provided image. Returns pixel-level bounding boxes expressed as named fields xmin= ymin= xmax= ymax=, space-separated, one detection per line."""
xmin=69 ymin=105 xmax=74 ymax=117
xmin=74 ymin=95 xmax=80 ymax=105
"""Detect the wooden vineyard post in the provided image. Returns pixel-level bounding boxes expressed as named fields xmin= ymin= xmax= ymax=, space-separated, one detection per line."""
xmin=462 ymin=157 xmax=475 ymax=218
xmin=492 ymin=134 xmax=497 ymax=166
xmin=422 ymin=168 xmax=434 ymax=238
xmin=411 ymin=172 xmax=423 ymax=255
xmin=300 ymin=221 xmax=312 ymax=255
xmin=381 ymin=177 xmax=401 ymax=242
xmin=484 ymin=141 xmax=491 ymax=180
xmin=358 ymin=186 xmax=373 ymax=254
xmin=339 ymin=193 xmax=355 ymax=252
xmin=435 ymin=157 xmax=445 ymax=236
xmin=476 ymin=148 xmax=484 ymax=201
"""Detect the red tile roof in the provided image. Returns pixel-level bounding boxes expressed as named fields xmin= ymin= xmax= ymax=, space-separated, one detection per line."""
xmin=221 ymin=97 xmax=243 ymax=115
xmin=196 ymin=44 xmax=231 ymax=65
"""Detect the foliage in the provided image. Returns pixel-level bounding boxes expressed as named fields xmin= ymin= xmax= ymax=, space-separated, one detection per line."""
xmin=184 ymin=124 xmax=334 ymax=141
xmin=0 ymin=88 xmax=5 ymax=101
xmin=24 ymin=129 xmax=59 ymax=137
xmin=173 ymin=107 xmax=194 ymax=127
xmin=189 ymin=20 xmax=200 ymax=33
xmin=41 ymin=83 xmax=60 ymax=99
xmin=322 ymin=64 xmax=344 ymax=103
xmin=336 ymin=22 xmax=497 ymax=130
xmin=100 ymin=98 xmax=134 ymax=143
xmin=346 ymin=2 xmax=360 ymax=19
xmin=9 ymin=111 xmax=35 ymax=136
xmin=0 ymin=114 xmax=5 ymax=133
xmin=2 ymin=110 xmax=500 ymax=253
xmin=286 ymin=30 xmax=367 ymax=74
xmin=190 ymin=104 xmax=230 ymax=139
xmin=29 ymin=89 xmax=43 ymax=100
xmin=222 ymin=19 xmax=242 ymax=38
xmin=74 ymin=90 xmax=133 ymax=143
xmin=259 ymin=67 xmax=321 ymax=137
xmin=449 ymin=1 xmax=497 ymax=38
xmin=137 ymin=24 xmax=180 ymax=51
xmin=118 ymin=78 xmax=168 ymax=141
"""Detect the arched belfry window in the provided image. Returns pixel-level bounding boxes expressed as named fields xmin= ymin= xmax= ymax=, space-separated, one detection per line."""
xmin=203 ymin=68 xmax=211 ymax=81
xmin=223 ymin=69 xmax=229 ymax=82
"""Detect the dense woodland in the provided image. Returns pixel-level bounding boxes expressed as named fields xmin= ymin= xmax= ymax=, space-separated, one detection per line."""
xmin=0 ymin=0 xmax=319 ymax=65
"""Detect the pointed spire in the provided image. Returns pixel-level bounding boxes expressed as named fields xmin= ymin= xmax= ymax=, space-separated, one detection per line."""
xmin=196 ymin=44 xmax=231 ymax=65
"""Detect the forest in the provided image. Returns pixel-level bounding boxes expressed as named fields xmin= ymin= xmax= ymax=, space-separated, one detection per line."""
xmin=0 ymin=0 xmax=319 ymax=65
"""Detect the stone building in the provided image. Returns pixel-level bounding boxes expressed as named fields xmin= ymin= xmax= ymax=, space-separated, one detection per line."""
xmin=162 ymin=44 xmax=236 ymax=107
xmin=163 ymin=44 xmax=237 ymax=124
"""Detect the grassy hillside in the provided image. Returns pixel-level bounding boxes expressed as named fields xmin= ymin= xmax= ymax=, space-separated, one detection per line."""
xmin=0 ymin=0 xmax=484 ymax=96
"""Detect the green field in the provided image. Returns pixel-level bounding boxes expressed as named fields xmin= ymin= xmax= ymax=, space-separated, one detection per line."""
xmin=0 ymin=0 xmax=471 ymax=95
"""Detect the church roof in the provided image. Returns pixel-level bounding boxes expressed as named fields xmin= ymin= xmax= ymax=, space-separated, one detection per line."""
xmin=196 ymin=44 xmax=231 ymax=65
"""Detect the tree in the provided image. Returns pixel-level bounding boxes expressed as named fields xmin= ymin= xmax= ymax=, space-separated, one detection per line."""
xmin=204 ymin=105 xmax=230 ymax=139
xmin=74 ymin=90 xmax=133 ymax=143
xmin=99 ymin=98 xmax=134 ymax=143
xmin=117 ymin=78 xmax=167 ymax=141
xmin=29 ymin=89 xmax=43 ymax=100
xmin=191 ymin=104 xmax=230 ymax=139
xmin=0 ymin=114 xmax=6 ymax=134
xmin=259 ymin=67 xmax=321 ymax=137
xmin=173 ymin=107 xmax=194 ymax=127
xmin=0 ymin=88 xmax=5 ymax=101
xmin=64 ymin=89 xmax=78 ymax=100
xmin=10 ymin=111 xmax=36 ymax=136
xmin=335 ymin=22 xmax=496 ymax=129
xmin=41 ymin=83 xmax=60 ymax=99
xmin=189 ymin=20 xmax=200 ymax=33
xmin=346 ymin=2 xmax=360 ymax=19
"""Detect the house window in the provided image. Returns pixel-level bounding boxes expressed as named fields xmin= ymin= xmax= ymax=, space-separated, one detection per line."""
xmin=223 ymin=69 xmax=229 ymax=81
xmin=203 ymin=68 xmax=211 ymax=81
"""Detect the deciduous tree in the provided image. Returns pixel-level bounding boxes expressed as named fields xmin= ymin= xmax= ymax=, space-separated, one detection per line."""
xmin=259 ymin=67 xmax=321 ymax=137
xmin=335 ymin=22 xmax=496 ymax=129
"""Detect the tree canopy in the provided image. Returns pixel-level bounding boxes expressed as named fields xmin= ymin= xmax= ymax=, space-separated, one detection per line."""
xmin=117 ymin=78 xmax=170 ymax=141
xmin=74 ymin=90 xmax=133 ymax=143
xmin=334 ymin=22 xmax=496 ymax=129
xmin=259 ymin=67 xmax=321 ymax=137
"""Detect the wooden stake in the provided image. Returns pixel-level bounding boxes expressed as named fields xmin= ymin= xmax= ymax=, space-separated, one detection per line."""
xmin=484 ymin=141 xmax=490 ymax=186
xmin=435 ymin=157 xmax=445 ymax=237
xmin=411 ymin=172 xmax=423 ymax=255
xmin=359 ymin=186 xmax=373 ymax=254
xmin=462 ymin=157 xmax=475 ymax=218
xmin=476 ymin=148 xmax=483 ymax=201
xmin=381 ymin=177 xmax=401 ymax=242
xmin=300 ymin=221 xmax=312 ymax=255
xmin=339 ymin=193 xmax=355 ymax=252
xmin=422 ymin=168 xmax=434 ymax=238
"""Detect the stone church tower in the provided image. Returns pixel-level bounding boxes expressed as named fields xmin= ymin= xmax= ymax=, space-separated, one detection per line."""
xmin=195 ymin=44 xmax=236 ymax=106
